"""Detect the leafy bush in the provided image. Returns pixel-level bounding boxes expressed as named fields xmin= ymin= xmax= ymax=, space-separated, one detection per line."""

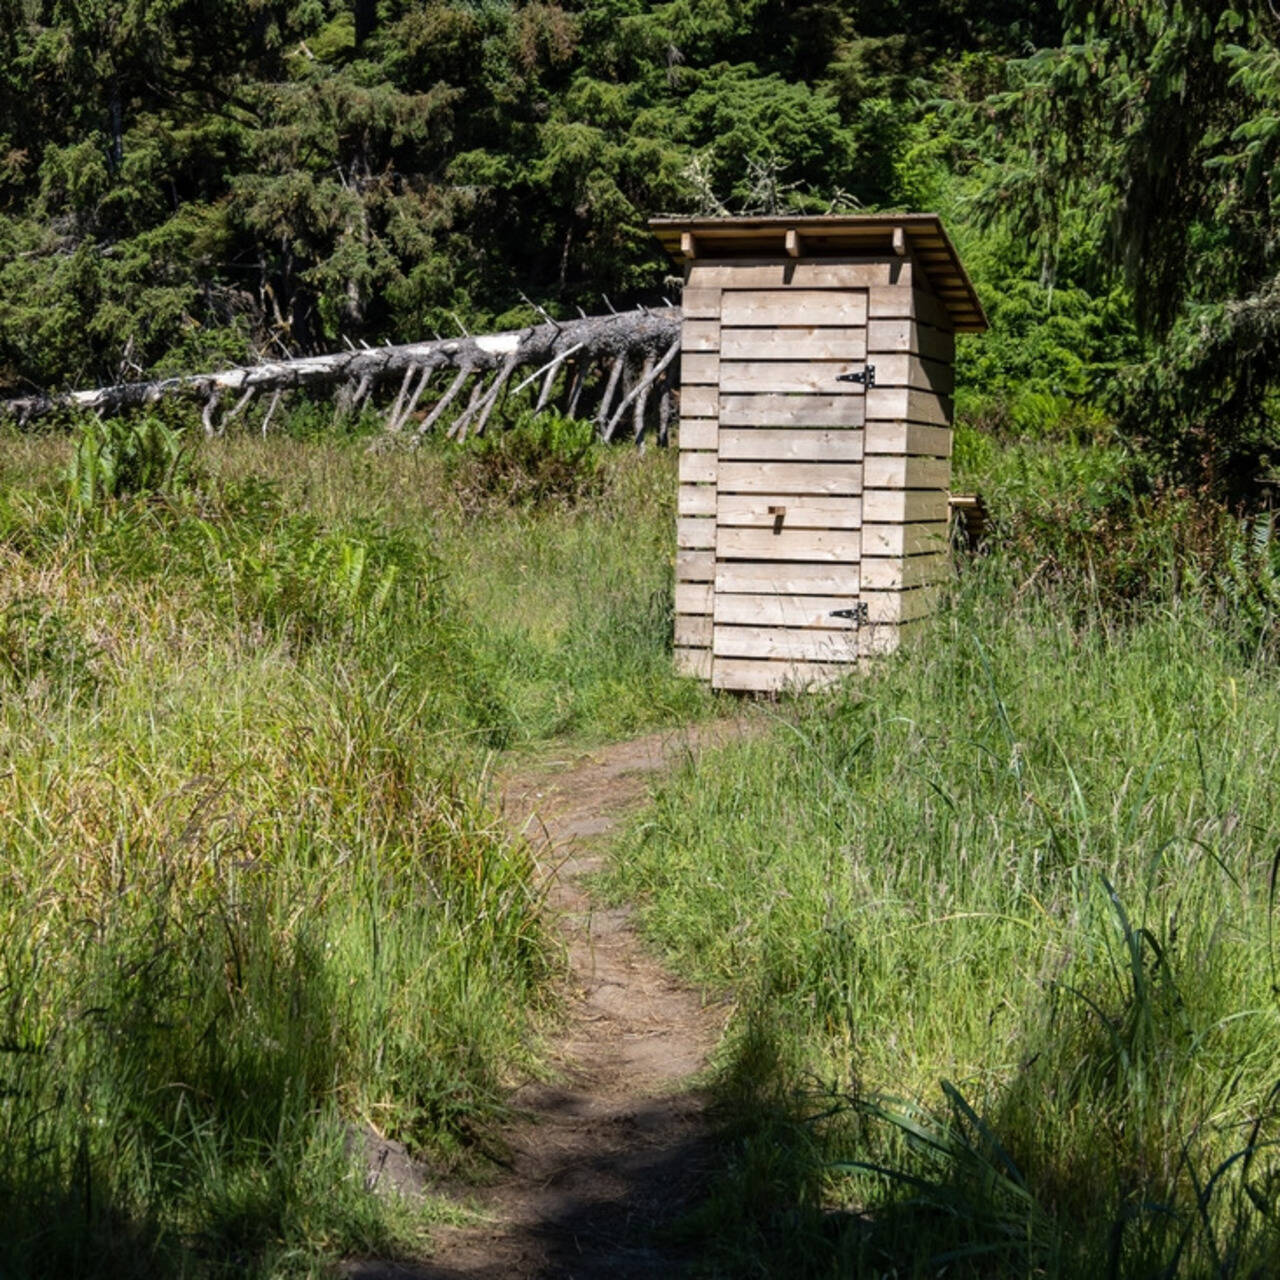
xmin=1219 ymin=514 xmax=1280 ymax=654
xmin=444 ymin=409 xmax=605 ymax=515
xmin=195 ymin=504 xmax=437 ymax=648
xmin=275 ymin=394 xmax=383 ymax=441
xmin=952 ymin=430 xmax=1241 ymax=611
xmin=66 ymin=412 xmax=198 ymax=509
xmin=75 ymin=473 xmax=444 ymax=652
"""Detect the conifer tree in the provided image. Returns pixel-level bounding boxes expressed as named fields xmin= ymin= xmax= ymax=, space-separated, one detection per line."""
xmin=977 ymin=1 xmax=1280 ymax=493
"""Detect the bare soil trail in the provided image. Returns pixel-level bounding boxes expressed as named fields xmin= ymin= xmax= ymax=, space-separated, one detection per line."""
xmin=348 ymin=718 xmax=749 ymax=1280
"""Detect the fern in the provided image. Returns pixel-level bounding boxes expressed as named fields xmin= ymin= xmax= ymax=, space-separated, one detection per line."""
xmin=1218 ymin=515 xmax=1280 ymax=648
xmin=66 ymin=413 xmax=198 ymax=511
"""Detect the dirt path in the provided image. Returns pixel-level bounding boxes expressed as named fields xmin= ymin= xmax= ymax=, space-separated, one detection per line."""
xmin=349 ymin=719 xmax=745 ymax=1280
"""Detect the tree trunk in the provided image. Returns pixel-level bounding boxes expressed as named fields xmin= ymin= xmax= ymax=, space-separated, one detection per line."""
xmin=2 ymin=309 xmax=682 ymax=440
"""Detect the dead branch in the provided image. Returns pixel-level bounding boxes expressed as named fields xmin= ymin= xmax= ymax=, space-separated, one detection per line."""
xmin=603 ymin=339 xmax=679 ymax=443
xmin=447 ymin=376 xmax=490 ymax=442
xmin=470 ymin=353 xmax=520 ymax=438
xmin=389 ymin=362 xmax=436 ymax=432
xmin=222 ymin=385 xmax=256 ymax=427
xmin=565 ymin=361 xmax=586 ymax=417
xmin=595 ymin=356 xmax=626 ymax=433
xmin=384 ymin=363 xmax=417 ymax=431
xmin=632 ymin=353 xmax=654 ymax=444
xmin=656 ymin=365 xmax=674 ymax=447
xmin=201 ymin=390 xmax=221 ymax=437
xmin=260 ymin=388 xmax=282 ymax=436
xmin=416 ymin=367 xmax=471 ymax=437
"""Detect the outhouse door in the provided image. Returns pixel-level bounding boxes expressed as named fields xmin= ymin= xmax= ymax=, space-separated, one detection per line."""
xmin=695 ymin=270 xmax=870 ymax=692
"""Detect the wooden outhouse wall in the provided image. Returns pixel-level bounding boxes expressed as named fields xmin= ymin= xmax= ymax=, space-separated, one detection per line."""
xmin=673 ymin=255 xmax=955 ymax=692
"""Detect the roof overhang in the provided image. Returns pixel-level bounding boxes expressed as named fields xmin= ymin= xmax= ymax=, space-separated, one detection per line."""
xmin=650 ymin=214 xmax=987 ymax=333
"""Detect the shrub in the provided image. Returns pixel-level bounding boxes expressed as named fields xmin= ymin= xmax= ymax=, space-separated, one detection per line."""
xmin=66 ymin=412 xmax=199 ymax=509
xmin=443 ymin=409 xmax=605 ymax=514
xmin=1218 ymin=513 xmax=1280 ymax=654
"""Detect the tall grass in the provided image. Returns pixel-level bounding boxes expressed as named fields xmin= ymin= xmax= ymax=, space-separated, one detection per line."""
xmin=0 ymin=414 xmax=708 ymax=1276
xmin=202 ymin=419 xmax=716 ymax=744
xmin=605 ymin=550 xmax=1280 ymax=1276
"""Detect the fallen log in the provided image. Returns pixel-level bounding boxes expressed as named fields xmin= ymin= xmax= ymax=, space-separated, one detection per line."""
xmin=2 ymin=308 xmax=682 ymax=440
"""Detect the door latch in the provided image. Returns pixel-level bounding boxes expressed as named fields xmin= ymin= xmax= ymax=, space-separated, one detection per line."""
xmin=829 ymin=603 xmax=869 ymax=626
xmin=836 ymin=364 xmax=876 ymax=388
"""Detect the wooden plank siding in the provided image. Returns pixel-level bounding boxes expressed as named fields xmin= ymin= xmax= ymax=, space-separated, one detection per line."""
xmin=688 ymin=261 xmax=909 ymax=291
xmin=678 ymin=418 xmax=717 ymax=450
xmin=860 ymin=522 xmax=949 ymax=558
xmin=866 ymin=320 xmax=954 ymax=362
xmin=674 ymin=251 xmax=958 ymax=692
xmin=677 ymin=517 xmax=716 ymax=550
xmin=678 ymin=482 xmax=717 ymax=515
xmin=862 ymin=489 xmax=949 ymax=523
xmin=870 ymin=354 xmax=954 ymax=396
xmin=715 ymin=562 xmax=862 ymax=596
xmin=719 ymin=395 xmax=867 ymax=428
xmin=864 ymin=423 xmax=951 ymax=457
xmin=868 ymin=284 xmax=950 ymax=330
xmin=719 ymin=290 xmax=870 ymax=327
xmin=717 ymin=527 xmax=862 ymax=561
xmin=709 ymin=269 xmax=869 ymax=689
xmin=862 ymin=456 xmax=951 ymax=490
xmin=715 ymin=594 xmax=867 ymax=628
xmin=682 ymin=319 xmax=720 ymax=351
xmin=717 ymin=495 xmax=862 ymax=529
xmin=678 ymin=451 xmax=718 ymax=485
xmin=674 ymin=282 xmax=720 ymax=680
xmin=716 ymin=461 xmax=862 ymax=493
xmin=718 ymin=429 xmax=864 ymax=462
xmin=719 ymin=360 xmax=868 ymax=394
xmin=676 ymin=551 xmax=714 ymax=581
xmin=865 ymin=387 xmax=953 ymax=427
xmin=680 ymin=385 xmax=718 ymax=417
xmin=681 ymin=352 xmax=720 ymax=384
xmin=713 ymin=625 xmax=861 ymax=662
xmin=721 ymin=327 xmax=867 ymax=361
xmin=711 ymin=658 xmax=846 ymax=693
xmin=858 ymin=283 xmax=956 ymax=648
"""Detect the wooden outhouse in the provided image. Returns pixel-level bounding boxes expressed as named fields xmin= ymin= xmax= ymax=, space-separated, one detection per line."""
xmin=650 ymin=214 xmax=987 ymax=693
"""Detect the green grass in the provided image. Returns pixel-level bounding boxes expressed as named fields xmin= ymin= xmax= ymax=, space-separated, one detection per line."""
xmin=605 ymin=550 xmax=1280 ymax=1277
xmin=9 ymin=406 xmax=1277 ymax=1278
xmin=0 ymin=415 xmax=714 ymax=1277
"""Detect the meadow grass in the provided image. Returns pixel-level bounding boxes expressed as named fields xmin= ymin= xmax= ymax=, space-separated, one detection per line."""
xmin=8 ymin=407 xmax=1276 ymax=1278
xmin=605 ymin=544 xmax=1280 ymax=1276
xmin=0 ymin=416 xmax=711 ymax=1277
xmin=197 ymin=424 xmax=713 ymax=745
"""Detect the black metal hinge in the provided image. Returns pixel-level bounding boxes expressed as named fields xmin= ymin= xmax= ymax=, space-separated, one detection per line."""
xmin=836 ymin=364 xmax=876 ymax=388
xmin=829 ymin=603 xmax=869 ymax=626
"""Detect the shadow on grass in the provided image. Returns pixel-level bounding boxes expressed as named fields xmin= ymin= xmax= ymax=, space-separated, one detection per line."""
xmin=676 ymin=1003 xmax=1280 ymax=1280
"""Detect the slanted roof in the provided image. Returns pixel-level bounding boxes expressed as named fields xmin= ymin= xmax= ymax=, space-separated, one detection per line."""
xmin=650 ymin=214 xmax=987 ymax=333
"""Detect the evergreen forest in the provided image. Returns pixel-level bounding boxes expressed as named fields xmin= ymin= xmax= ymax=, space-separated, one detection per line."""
xmin=0 ymin=0 xmax=1275 ymax=493
xmin=3 ymin=2 xmax=1280 ymax=1278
